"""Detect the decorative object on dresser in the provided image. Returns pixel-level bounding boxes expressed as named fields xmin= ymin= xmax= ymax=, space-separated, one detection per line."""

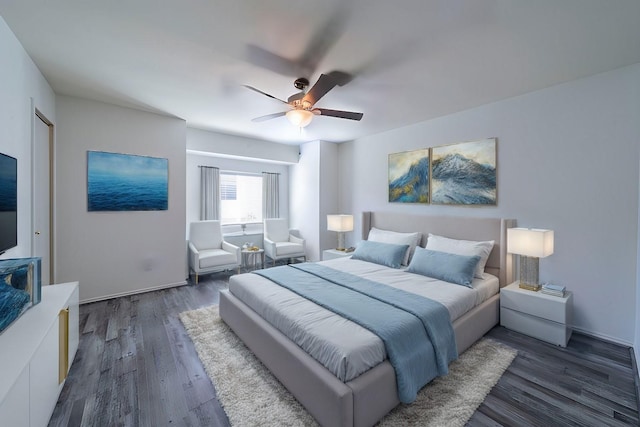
xmin=500 ymin=282 xmax=573 ymax=347
xmin=507 ymin=227 xmax=554 ymax=291
xmin=0 ymin=257 xmax=42 ymax=333
xmin=326 ymin=214 xmax=354 ymax=251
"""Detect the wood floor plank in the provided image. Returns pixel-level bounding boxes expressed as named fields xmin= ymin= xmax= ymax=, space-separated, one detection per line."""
xmin=49 ymin=274 xmax=639 ymax=427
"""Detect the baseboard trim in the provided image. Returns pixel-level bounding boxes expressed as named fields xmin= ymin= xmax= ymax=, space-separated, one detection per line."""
xmin=79 ymin=280 xmax=188 ymax=304
xmin=631 ymin=346 xmax=640 ymax=413
xmin=571 ymin=325 xmax=633 ymax=347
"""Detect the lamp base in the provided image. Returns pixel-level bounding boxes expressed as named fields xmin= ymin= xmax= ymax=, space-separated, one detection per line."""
xmin=336 ymin=233 xmax=346 ymax=252
xmin=518 ymin=255 xmax=540 ymax=290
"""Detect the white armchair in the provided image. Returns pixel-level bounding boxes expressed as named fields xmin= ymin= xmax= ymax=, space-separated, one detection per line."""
xmin=188 ymin=220 xmax=241 ymax=283
xmin=263 ymin=218 xmax=306 ymax=266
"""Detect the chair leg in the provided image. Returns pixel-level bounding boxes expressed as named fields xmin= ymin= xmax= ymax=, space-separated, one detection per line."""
xmin=195 ymin=273 xmax=199 ymax=285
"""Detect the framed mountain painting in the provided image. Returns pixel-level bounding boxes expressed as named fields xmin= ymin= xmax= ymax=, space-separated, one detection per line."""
xmin=431 ymin=138 xmax=497 ymax=205
xmin=388 ymin=148 xmax=430 ymax=203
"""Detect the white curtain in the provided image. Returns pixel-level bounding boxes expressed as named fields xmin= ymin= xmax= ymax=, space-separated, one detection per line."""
xmin=262 ymin=172 xmax=279 ymax=219
xmin=200 ymin=166 xmax=220 ymax=220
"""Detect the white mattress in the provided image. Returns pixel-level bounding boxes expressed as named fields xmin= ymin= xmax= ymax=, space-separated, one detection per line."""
xmin=228 ymin=258 xmax=499 ymax=382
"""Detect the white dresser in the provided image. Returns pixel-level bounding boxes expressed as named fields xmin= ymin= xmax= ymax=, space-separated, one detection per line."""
xmin=0 ymin=282 xmax=79 ymax=427
xmin=500 ymin=282 xmax=573 ymax=347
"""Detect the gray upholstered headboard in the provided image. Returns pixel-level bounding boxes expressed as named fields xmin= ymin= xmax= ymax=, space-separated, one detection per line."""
xmin=362 ymin=211 xmax=516 ymax=287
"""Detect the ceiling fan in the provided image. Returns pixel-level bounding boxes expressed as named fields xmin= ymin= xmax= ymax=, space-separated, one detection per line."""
xmin=244 ymin=72 xmax=363 ymax=128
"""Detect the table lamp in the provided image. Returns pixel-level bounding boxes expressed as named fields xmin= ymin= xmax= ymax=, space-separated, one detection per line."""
xmin=507 ymin=227 xmax=554 ymax=290
xmin=327 ymin=214 xmax=354 ymax=251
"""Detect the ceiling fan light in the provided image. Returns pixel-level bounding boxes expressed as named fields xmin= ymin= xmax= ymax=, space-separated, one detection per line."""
xmin=286 ymin=109 xmax=314 ymax=128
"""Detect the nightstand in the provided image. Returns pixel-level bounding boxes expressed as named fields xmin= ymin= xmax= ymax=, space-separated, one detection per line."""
xmin=500 ymin=282 xmax=573 ymax=347
xmin=322 ymin=249 xmax=353 ymax=261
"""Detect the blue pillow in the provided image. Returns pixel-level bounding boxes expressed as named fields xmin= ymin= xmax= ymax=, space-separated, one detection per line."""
xmin=407 ymin=248 xmax=481 ymax=287
xmin=351 ymin=240 xmax=409 ymax=269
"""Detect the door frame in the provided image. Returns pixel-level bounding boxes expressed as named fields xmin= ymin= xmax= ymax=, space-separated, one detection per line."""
xmin=32 ymin=105 xmax=54 ymax=284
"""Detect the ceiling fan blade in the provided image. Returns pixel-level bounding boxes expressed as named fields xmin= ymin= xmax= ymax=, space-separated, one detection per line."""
xmin=314 ymin=108 xmax=363 ymax=121
xmin=245 ymin=3 xmax=351 ymax=78
xmin=251 ymin=112 xmax=287 ymax=122
xmin=325 ymin=70 xmax=354 ymax=87
xmin=298 ymin=5 xmax=351 ymax=75
xmin=302 ymin=74 xmax=339 ymax=106
xmin=245 ymin=45 xmax=303 ymax=77
xmin=243 ymin=85 xmax=288 ymax=104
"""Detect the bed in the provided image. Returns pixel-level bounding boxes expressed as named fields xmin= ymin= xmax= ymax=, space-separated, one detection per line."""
xmin=219 ymin=212 xmax=516 ymax=427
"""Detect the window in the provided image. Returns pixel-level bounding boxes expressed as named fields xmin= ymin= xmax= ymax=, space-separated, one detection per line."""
xmin=220 ymin=173 xmax=262 ymax=225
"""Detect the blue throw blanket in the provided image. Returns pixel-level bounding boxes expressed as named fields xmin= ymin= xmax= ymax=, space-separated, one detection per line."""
xmin=254 ymin=263 xmax=458 ymax=403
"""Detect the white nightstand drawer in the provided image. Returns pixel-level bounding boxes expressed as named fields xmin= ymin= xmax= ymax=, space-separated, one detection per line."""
xmin=501 ymin=285 xmax=572 ymax=324
xmin=501 ymin=307 xmax=572 ymax=347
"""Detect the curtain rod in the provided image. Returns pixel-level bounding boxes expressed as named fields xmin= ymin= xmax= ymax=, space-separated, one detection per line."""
xmin=198 ymin=166 xmax=280 ymax=176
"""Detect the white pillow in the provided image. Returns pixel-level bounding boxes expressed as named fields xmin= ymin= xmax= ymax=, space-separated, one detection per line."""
xmin=368 ymin=227 xmax=422 ymax=266
xmin=426 ymin=233 xmax=494 ymax=279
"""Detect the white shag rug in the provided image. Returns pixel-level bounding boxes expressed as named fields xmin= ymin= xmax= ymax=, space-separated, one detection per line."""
xmin=179 ymin=305 xmax=517 ymax=427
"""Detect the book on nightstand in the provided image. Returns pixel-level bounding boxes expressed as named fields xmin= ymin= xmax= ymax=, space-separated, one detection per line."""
xmin=541 ymin=283 xmax=566 ymax=297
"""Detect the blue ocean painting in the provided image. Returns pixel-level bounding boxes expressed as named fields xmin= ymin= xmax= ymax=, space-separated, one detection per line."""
xmin=431 ymin=139 xmax=496 ymax=205
xmin=388 ymin=148 xmax=430 ymax=203
xmin=87 ymin=151 xmax=168 ymax=211
xmin=0 ymin=154 xmax=17 ymax=212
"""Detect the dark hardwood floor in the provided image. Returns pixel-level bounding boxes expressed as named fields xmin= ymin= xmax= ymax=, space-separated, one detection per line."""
xmin=49 ymin=274 xmax=640 ymax=427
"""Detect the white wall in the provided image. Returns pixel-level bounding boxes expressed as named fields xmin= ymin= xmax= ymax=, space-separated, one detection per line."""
xmin=0 ymin=17 xmax=56 ymax=260
xmin=290 ymin=141 xmax=321 ymax=261
xmin=55 ymin=96 xmax=187 ymax=303
xmin=187 ymin=127 xmax=299 ymax=164
xmin=290 ymin=140 xmax=340 ymax=261
xmin=340 ymin=64 xmax=640 ymax=344
xmin=319 ymin=141 xmax=339 ymax=252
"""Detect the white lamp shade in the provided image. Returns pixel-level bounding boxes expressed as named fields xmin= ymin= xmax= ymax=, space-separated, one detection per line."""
xmin=327 ymin=214 xmax=354 ymax=232
xmin=286 ymin=109 xmax=314 ymax=127
xmin=507 ymin=228 xmax=554 ymax=258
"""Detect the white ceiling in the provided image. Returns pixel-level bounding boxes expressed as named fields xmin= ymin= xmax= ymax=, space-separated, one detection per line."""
xmin=1 ymin=1 xmax=639 ymax=145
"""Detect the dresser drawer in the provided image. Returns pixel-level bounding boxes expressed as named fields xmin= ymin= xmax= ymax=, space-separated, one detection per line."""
xmin=501 ymin=307 xmax=572 ymax=347
xmin=501 ymin=286 xmax=572 ymax=324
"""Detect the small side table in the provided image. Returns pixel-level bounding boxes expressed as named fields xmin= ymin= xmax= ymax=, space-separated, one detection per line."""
xmin=322 ymin=249 xmax=353 ymax=261
xmin=242 ymin=249 xmax=265 ymax=272
xmin=500 ymin=282 xmax=573 ymax=347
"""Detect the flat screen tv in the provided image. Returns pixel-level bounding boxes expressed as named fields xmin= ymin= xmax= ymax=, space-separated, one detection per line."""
xmin=0 ymin=152 xmax=18 ymax=255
